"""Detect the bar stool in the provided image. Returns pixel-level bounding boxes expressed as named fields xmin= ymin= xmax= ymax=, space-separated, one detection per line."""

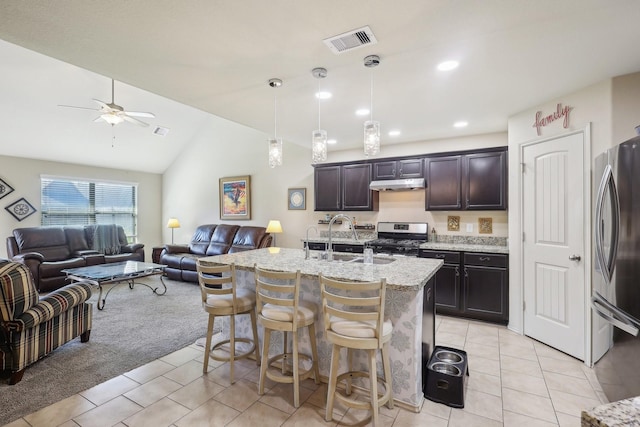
xmin=319 ymin=274 xmax=393 ymax=426
xmin=254 ymin=265 xmax=320 ymax=408
xmin=197 ymin=261 xmax=260 ymax=384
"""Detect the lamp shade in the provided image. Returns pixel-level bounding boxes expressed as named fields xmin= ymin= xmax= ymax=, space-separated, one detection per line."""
xmin=166 ymin=218 xmax=181 ymax=229
xmin=266 ymin=220 xmax=283 ymax=233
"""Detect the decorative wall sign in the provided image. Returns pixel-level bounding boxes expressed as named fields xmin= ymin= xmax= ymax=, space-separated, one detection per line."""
xmin=5 ymin=197 xmax=37 ymax=221
xmin=219 ymin=175 xmax=251 ymax=220
xmin=479 ymin=217 xmax=493 ymax=234
xmin=532 ymin=103 xmax=572 ymax=136
xmin=447 ymin=215 xmax=460 ymax=232
xmin=288 ymin=187 xmax=306 ymax=210
xmin=0 ymin=177 xmax=15 ymax=200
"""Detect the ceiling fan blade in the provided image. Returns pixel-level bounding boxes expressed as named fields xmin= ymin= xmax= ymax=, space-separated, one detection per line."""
xmin=93 ymin=116 xmax=104 ymax=122
xmin=92 ymin=98 xmax=112 ymax=111
xmin=125 ymin=111 xmax=156 ymax=118
xmin=58 ymin=104 xmax=99 ymax=111
xmin=121 ymin=115 xmax=149 ymax=127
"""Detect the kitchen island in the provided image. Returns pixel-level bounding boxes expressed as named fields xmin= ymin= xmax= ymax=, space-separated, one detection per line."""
xmin=199 ymin=247 xmax=443 ymax=410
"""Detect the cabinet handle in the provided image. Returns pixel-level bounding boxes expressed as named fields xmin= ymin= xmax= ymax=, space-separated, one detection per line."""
xmin=392 ymin=168 xmax=396 ymax=175
xmin=436 ymin=254 xmax=446 ymax=258
xmin=479 ymin=256 xmax=491 ymax=261
xmin=455 ymin=266 xmax=460 ymax=277
xmin=464 ymin=267 xmax=468 ymax=278
xmin=399 ymin=168 xmax=403 ymax=175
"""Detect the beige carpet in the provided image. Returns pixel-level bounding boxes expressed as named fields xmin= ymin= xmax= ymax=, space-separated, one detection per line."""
xmin=0 ymin=276 xmax=208 ymax=425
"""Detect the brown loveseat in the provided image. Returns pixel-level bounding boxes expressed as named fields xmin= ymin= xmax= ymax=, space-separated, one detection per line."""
xmin=6 ymin=225 xmax=144 ymax=292
xmin=160 ymin=224 xmax=272 ymax=283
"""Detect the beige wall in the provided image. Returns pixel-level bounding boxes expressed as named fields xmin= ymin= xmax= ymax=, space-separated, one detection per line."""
xmin=0 ymin=155 xmax=162 ymax=260
xmin=163 ymin=122 xmax=509 ymax=249
xmin=612 ymin=72 xmax=640 ymax=143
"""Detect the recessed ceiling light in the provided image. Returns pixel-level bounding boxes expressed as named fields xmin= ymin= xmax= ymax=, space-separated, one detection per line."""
xmin=388 ymin=130 xmax=401 ymax=137
xmin=453 ymin=121 xmax=468 ymax=128
xmin=315 ymin=91 xmax=332 ymax=99
xmin=327 ymin=139 xmax=337 ymax=145
xmin=437 ymin=60 xmax=459 ymax=71
xmin=355 ymin=108 xmax=370 ymax=116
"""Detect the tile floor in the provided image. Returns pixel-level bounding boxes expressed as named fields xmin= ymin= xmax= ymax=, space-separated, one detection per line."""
xmin=4 ymin=316 xmax=607 ymax=427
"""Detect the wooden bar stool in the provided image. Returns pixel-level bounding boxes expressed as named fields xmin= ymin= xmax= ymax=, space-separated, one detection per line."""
xmin=254 ymin=265 xmax=320 ymax=407
xmin=319 ymin=274 xmax=393 ymax=426
xmin=197 ymin=261 xmax=260 ymax=384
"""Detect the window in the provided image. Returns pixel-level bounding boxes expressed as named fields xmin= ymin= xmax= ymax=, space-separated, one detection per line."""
xmin=41 ymin=176 xmax=138 ymax=241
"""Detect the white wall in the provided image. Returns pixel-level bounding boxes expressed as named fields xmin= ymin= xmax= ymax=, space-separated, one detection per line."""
xmin=163 ymin=124 xmax=509 ymax=249
xmin=507 ymin=78 xmax=613 ymax=335
xmin=0 ymin=155 xmax=162 ymax=260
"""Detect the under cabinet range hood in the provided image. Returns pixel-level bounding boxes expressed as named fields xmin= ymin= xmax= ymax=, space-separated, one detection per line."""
xmin=369 ymin=178 xmax=425 ymax=191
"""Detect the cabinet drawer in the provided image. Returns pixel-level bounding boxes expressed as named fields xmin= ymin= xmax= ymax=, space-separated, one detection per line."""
xmin=419 ymin=250 xmax=460 ymax=264
xmin=333 ymin=244 xmax=364 ymax=254
xmin=464 ymin=253 xmax=507 ymax=268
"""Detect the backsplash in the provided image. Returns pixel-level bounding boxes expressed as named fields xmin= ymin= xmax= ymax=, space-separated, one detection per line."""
xmin=433 ymin=234 xmax=508 ymax=246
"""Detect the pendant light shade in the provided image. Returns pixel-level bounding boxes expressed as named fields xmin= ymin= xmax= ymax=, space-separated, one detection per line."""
xmin=268 ymin=78 xmax=283 ymax=168
xmin=311 ymin=67 xmax=328 ymax=164
xmin=363 ymin=55 xmax=381 ymax=157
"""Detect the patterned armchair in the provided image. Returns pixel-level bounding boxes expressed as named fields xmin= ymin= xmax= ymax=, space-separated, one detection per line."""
xmin=0 ymin=260 xmax=92 ymax=384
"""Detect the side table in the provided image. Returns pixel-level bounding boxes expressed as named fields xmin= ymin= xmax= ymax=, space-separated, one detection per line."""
xmin=152 ymin=246 xmax=164 ymax=264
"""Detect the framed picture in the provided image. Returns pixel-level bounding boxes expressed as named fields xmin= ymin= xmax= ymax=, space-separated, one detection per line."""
xmin=5 ymin=197 xmax=37 ymax=221
xmin=0 ymin=177 xmax=15 ymax=200
xmin=219 ymin=175 xmax=251 ymax=220
xmin=288 ymin=187 xmax=306 ymax=210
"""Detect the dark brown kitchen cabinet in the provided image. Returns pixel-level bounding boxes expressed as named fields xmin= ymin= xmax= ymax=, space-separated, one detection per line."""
xmin=314 ymin=165 xmax=341 ymax=211
xmin=424 ymin=155 xmax=462 ymax=210
xmin=314 ymin=163 xmax=378 ymax=211
xmin=303 ymin=242 xmax=363 ymax=253
xmin=463 ymin=253 xmax=509 ymax=323
xmin=464 ymin=150 xmax=507 ymax=210
xmin=425 ymin=148 xmax=507 ymax=211
xmin=373 ymin=158 xmax=423 ymax=180
xmin=418 ymin=249 xmax=508 ymax=324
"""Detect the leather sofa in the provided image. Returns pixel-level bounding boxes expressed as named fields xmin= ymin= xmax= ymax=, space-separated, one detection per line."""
xmin=6 ymin=225 xmax=145 ymax=292
xmin=160 ymin=224 xmax=272 ymax=282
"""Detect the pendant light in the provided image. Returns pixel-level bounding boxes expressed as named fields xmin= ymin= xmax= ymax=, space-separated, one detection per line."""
xmin=268 ymin=78 xmax=283 ymax=168
xmin=311 ymin=67 xmax=328 ymax=164
xmin=363 ymin=54 xmax=381 ymax=157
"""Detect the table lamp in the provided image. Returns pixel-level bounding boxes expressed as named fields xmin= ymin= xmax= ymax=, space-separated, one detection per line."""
xmin=167 ymin=218 xmax=180 ymax=244
xmin=266 ymin=220 xmax=283 ymax=247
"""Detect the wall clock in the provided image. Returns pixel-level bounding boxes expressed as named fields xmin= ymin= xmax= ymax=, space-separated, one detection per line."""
xmin=288 ymin=188 xmax=306 ymax=210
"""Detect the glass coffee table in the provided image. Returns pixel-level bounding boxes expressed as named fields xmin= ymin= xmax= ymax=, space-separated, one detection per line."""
xmin=63 ymin=261 xmax=167 ymax=310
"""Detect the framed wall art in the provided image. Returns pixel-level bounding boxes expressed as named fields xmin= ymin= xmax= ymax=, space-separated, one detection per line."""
xmin=5 ymin=197 xmax=37 ymax=221
xmin=0 ymin=177 xmax=15 ymax=200
xmin=288 ymin=187 xmax=306 ymax=210
xmin=219 ymin=175 xmax=251 ymax=220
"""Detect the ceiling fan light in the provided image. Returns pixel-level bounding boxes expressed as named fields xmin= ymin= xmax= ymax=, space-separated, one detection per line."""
xmin=311 ymin=129 xmax=328 ymax=164
xmin=101 ymin=113 xmax=124 ymax=125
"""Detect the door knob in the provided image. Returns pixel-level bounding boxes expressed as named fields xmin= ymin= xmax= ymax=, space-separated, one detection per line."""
xmin=569 ymin=254 xmax=581 ymax=261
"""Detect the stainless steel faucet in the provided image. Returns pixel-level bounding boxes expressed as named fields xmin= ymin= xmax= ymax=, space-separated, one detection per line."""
xmin=305 ymin=226 xmax=318 ymax=260
xmin=327 ymin=214 xmax=358 ymax=261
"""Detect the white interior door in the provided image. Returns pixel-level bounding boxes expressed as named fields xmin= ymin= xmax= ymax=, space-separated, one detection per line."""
xmin=522 ymin=132 xmax=586 ymax=360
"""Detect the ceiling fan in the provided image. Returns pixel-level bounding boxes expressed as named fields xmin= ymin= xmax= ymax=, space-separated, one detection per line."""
xmin=59 ymin=79 xmax=155 ymax=127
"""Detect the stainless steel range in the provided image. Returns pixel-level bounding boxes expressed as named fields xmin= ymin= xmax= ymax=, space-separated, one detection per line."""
xmin=366 ymin=222 xmax=429 ymax=256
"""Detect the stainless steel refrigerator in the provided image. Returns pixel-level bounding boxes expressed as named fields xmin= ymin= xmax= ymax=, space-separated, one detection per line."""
xmin=592 ymin=135 xmax=640 ymax=402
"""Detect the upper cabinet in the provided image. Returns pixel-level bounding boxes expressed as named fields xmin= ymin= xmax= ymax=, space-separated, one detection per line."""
xmin=314 ymin=163 xmax=378 ymax=211
xmin=372 ymin=158 xmax=423 ymax=180
xmin=425 ymin=149 xmax=507 ymax=211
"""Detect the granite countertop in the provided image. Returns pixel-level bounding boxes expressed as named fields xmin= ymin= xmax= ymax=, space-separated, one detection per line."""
xmin=199 ymin=247 xmax=443 ymax=291
xmin=581 ymin=396 xmax=640 ymax=426
xmin=419 ymin=242 xmax=509 ymax=254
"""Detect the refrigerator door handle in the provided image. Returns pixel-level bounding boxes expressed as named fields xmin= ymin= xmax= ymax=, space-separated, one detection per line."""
xmin=594 ymin=164 xmax=620 ymax=283
xmin=591 ymin=291 xmax=640 ymax=337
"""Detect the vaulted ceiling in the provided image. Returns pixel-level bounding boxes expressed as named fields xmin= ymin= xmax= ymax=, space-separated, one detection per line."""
xmin=1 ymin=1 xmax=640 ymax=173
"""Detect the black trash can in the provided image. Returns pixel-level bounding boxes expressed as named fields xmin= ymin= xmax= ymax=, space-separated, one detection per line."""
xmin=423 ymin=345 xmax=469 ymax=408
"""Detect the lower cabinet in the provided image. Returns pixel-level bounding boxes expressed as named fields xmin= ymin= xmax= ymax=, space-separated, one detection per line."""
xmin=419 ymin=249 xmax=509 ymax=324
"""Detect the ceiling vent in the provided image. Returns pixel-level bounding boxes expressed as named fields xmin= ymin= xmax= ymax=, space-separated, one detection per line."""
xmin=323 ymin=26 xmax=377 ymax=54
xmin=152 ymin=126 xmax=170 ymax=137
